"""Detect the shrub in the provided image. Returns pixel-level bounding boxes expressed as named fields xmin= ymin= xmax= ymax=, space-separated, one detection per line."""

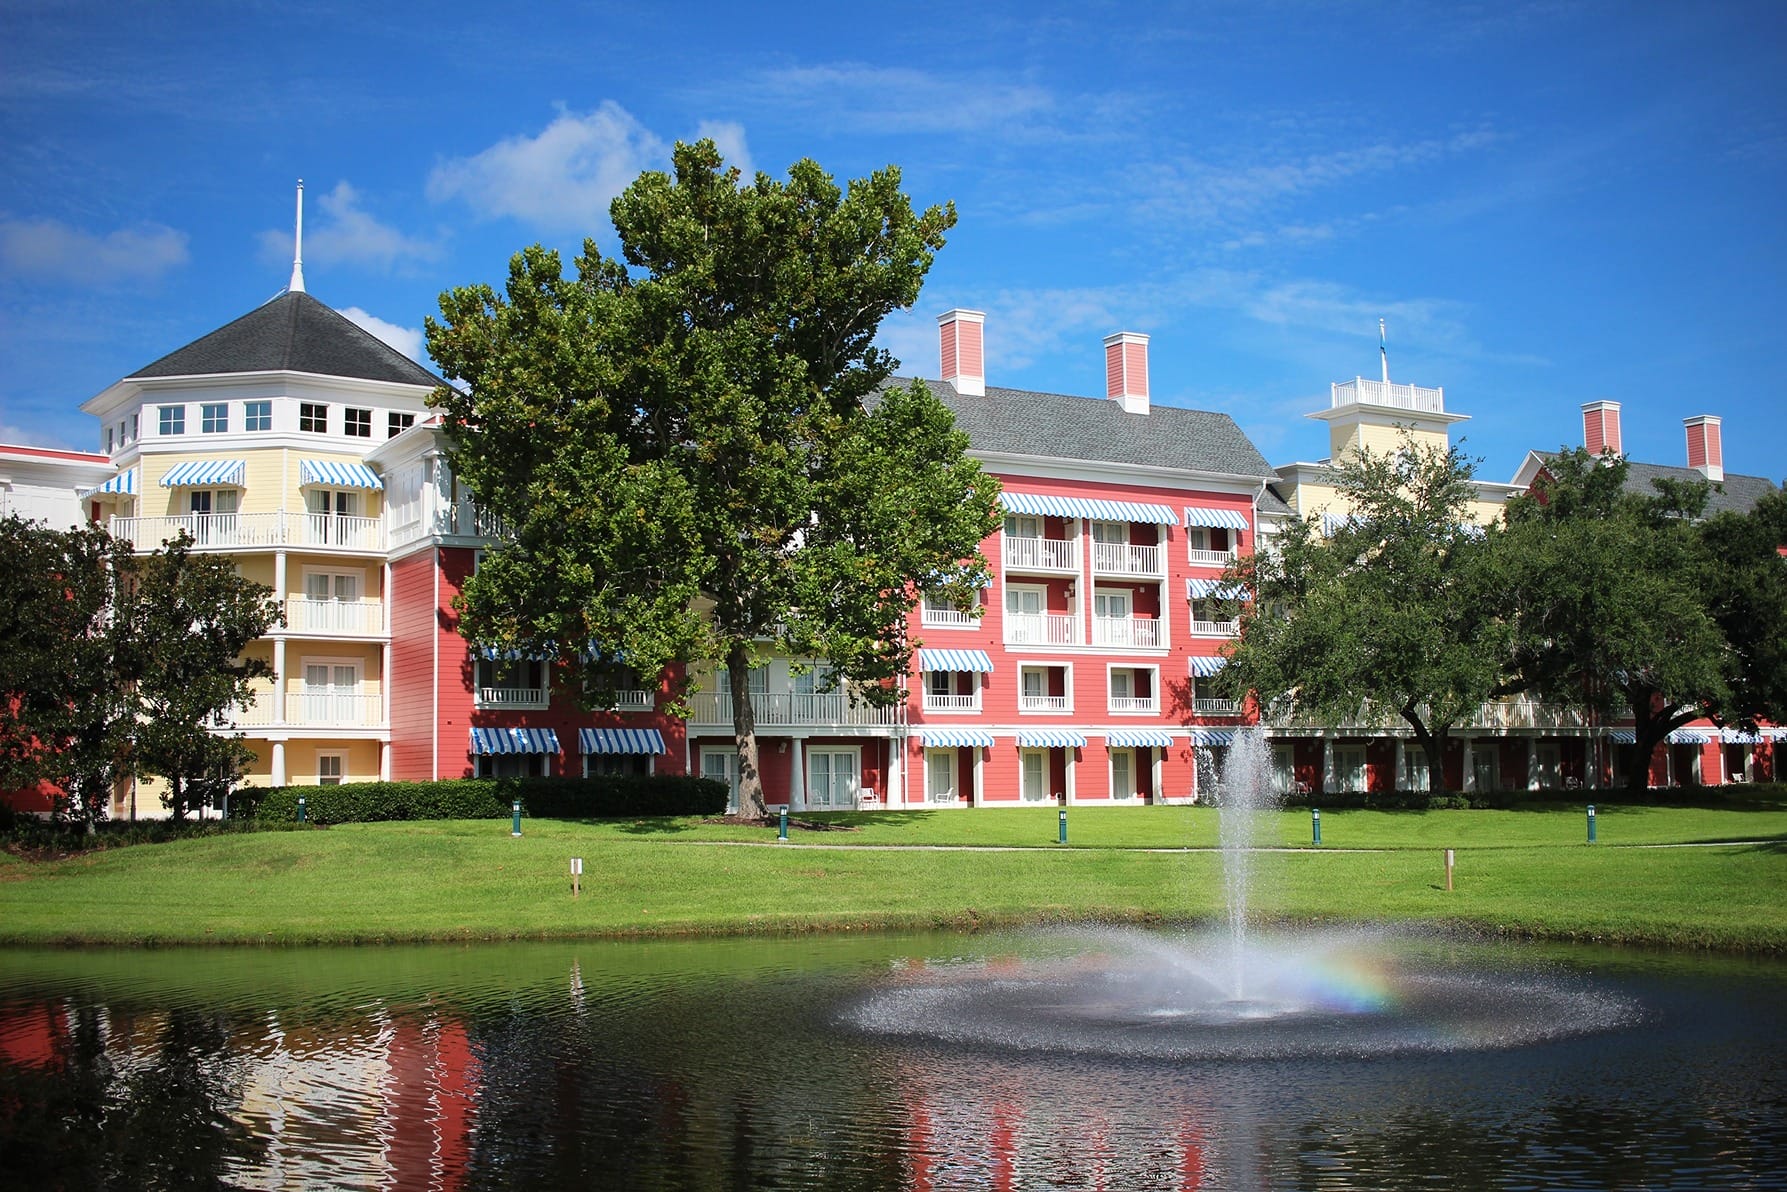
xmin=238 ymin=775 xmax=728 ymax=825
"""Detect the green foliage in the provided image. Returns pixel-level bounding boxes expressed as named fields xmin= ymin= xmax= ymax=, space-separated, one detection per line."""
xmin=426 ymin=140 xmax=997 ymax=819
xmin=1222 ymin=435 xmax=1504 ymax=792
xmin=0 ymin=517 xmax=277 ymax=826
xmin=240 ymin=775 xmax=727 ymax=824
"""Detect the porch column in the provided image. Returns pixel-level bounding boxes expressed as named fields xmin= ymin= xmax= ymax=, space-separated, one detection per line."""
xmin=1527 ymin=738 xmax=1539 ymax=790
xmin=885 ymin=736 xmax=903 ymax=808
xmin=379 ymin=740 xmax=391 ymax=781
xmin=788 ymin=737 xmax=805 ymax=811
xmin=273 ymin=638 xmax=287 ymax=726
xmin=973 ymin=745 xmax=985 ymax=807
xmin=1461 ymin=738 xmax=1475 ymax=793
xmin=271 ymin=741 xmax=287 ymax=786
xmin=1393 ymin=739 xmax=1406 ymax=791
xmin=1322 ymin=736 xmax=1335 ymax=794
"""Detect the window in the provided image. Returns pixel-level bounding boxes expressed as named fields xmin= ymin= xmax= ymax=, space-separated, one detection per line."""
xmin=1273 ymin=746 xmax=1298 ymax=795
xmin=701 ymin=748 xmax=741 ymax=813
xmin=1111 ymin=748 xmax=1135 ymax=800
xmin=302 ymin=662 xmax=360 ymax=724
xmin=245 ymin=401 xmax=272 ymax=431
xmin=104 ymin=427 xmax=114 ymax=453
xmin=129 ymin=414 xmax=139 ymax=441
xmin=388 ymin=411 xmax=416 ymax=438
xmin=922 ymin=592 xmax=976 ymax=628
xmin=345 ymin=407 xmax=372 ymax=438
xmin=158 ymin=405 xmax=185 ymax=435
xmin=300 ymin=402 xmax=328 ymax=433
xmin=478 ymin=753 xmax=546 ymax=779
xmin=586 ymin=753 xmax=651 ymax=777
xmin=926 ymin=750 xmax=956 ymax=804
xmin=317 ymin=753 xmax=344 ymax=785
xmin=807 ymin=748 xmax=859 ymax=809
xmin=201 ymin=403 xmax=229 ymax=433
xmin=1004 ymin=514 xmax=1041 ymax=540
xmin=715 ymin=665 xmax=770 ymax=695
xmin=1334 ymin=745 xmax=1368 ymax=793
xmin=476 ymin=657 xmax=548 ymax=706
xmin=1021 ymin=749 xmax=1050 ymax=802
xmin=306 ymin=489 xmax=357 ymax=518
xmin=1091 ymin=520 xmax=1128 ymax=545
xmin=1402 ymin=748 xmax=1430 ymax=792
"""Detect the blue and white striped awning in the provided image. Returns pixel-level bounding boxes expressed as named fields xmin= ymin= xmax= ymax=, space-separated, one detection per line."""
xmin=80 ymin=469 xmax=137 ymax=498
xmin=1017 ymin=729 xmax=1087 ymax=748
xmin=476 ymin=644 xmax=556 ymax=661
xmin=1320 ymin=512 xmax=1358 ymax=537
xmin=1608 ymin=730 xmax=1637 ymax=744
xmin=1188 ymin=655 xmax=1228 ymax=677
xmin=1767 ymin=728 xmax=1787 ymax=741
xmin=1191 ymin=729 xmax=1238 ymax=747
xmin=469 ymin=727 xmax=560 ymax=755
xmin=300 ymin=459 xmax=385 ymax=490
xmin=1182 ymin=506 xmax=1249 ymax=531
xmin=1719 ymin=728 xmax=1766 ymax=744
xmin=579 ymin=728 xmax=666 ymax=755
xmin=916 ymin=728 xmax=997 ymax=748
xmin=1666 ymin=728 xmax=1717 ymax=744
xmin=1001 ymin=492 xmax=1177 ymax=526
xmin=918 ymin=648 xmax=994 ymax=673
xmin=159 ymin=459 xmax=245 ymax=487
xmin=1187 ymin=578 xmax=1248 ymax=600
xmin=1106 ymin=729 xmax=1175 ymax=748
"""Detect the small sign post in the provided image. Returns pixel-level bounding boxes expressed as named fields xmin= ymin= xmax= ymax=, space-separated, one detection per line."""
xmin=1058 ymin=807 xmax=1068 ymax=845
xmin=297 ymin=795 xmax=306 ymax=824
xmin=778 ymin=808 xmax=789 ymax=842
xmin=1587 ymin=804 xmax=1597 ymax=844
xmin=511 ymin=799 xmax=522 ymax=837
xmin=1312 ymin=807 xmax=1322 ymax=846
xmin=570 ymin=857 xmax=583 ymax=898
xmin=1445 ymin=848 xmax=1455 ymax=891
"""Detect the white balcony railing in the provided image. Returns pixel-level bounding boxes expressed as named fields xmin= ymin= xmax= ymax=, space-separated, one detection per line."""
xmin=1191 ymin=619 xmax=1240 ymax=637
xmin=1091 ymin=617 xmax=1162 ymax=648
xmin=288 ymin=692 xmax=384 ymax=726
xmin=110 ymin=512 xmax=385 ymax=553
xmin=283 ymin=598 xmax=385 ymax=636
xmin=1005 ymin=613 xmax=1080 ymax=646
xmin=609 ymin=690 xmax=655 ymax=712
xmin=1466 ymin=701 xmax=1589 ymax=730
xmin=689 ymin=691 xmax=899 ymax=727
xmin=1091 ymin=542 xmax=1164 ymax=576
xmin=1107 ymin=696 xmax=1159 ymax=714
xmin=923 ymin=693 xmax=982 ymax=713
xmin=1194 ymin=697 xmax=1243 ymax=716
xmin=1003 ymin=537 xmax=1079 ymax=572
xmin=921 ymin=607 xmax=978 ymax=629
xmin=1019 ymin=694 xmax=1071 ymax=712
xmin=477 ymin=687 xmax=551 ymax=710
xmin=1187 ymin=548 xmax=1237 ymax=568
xmin=1332 ymin=377 xmax=1445 ymax=414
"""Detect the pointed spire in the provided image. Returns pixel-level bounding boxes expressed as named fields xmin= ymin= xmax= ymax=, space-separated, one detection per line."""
xmin=1379 ymin=317 xmax=1388 ymax=383
xmin=289 ymin=179 xmax=306 ymax=294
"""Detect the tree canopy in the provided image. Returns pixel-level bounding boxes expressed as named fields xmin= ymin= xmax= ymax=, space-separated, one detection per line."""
xmin=0 ymin=517 xmax=277 ymax=823
xmin=1219 ymin=435 xmax=1506 ymax=793
xmin=426 ymin=140 xmax=999 ymax=818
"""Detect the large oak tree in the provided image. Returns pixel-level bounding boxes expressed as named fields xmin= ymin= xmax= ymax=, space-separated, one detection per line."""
xmin=427 ymin=141 xmax=998 ymax=819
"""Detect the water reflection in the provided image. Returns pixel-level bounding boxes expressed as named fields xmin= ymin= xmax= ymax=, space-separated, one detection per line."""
xmin=0 ymin=932 xmax=1782 ymax=1190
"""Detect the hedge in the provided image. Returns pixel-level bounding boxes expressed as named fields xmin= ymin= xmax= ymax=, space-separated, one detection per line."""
xmin=238 ymin=775 xmax=728 ymax=825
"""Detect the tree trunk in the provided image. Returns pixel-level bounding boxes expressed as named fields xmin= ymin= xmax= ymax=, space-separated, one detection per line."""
xmin=727 ymin=641 xmax=768 ymax=821
xmin=1400 ymin=703 xmax=1455 ymax=796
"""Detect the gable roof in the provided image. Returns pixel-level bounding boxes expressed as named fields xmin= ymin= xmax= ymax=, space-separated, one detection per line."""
xmin=129 ymin=291 xmax=440 ymax=388
xmin=1527 ymin=451 xmax=1778 ymax=518
xmin=902 ymin=377 xmax=1277 ymax=481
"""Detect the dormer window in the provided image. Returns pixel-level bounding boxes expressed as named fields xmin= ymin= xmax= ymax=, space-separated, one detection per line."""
xmin=345 ymin=407 xmax=372 ymax=438
xmin=158 ymin=405 xmax=185 ymax=436
xmin=245 ymin=401 xmax=272 ymax=431
xmin=201 ymin=403 xmax=229 ymax=433
xmin=387 ymin=412 xmax=415 ymax=438
xmin=300 ymin=403 xmax=328 ymax=433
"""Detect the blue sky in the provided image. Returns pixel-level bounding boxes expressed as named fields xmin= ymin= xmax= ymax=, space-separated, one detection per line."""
xmin=3 ymin=1 xmax=1783 ymax=485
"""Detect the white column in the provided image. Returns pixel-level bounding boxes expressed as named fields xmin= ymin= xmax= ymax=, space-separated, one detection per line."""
xmin=272 ymin=741 xmax=287 ymax=786
xmin=1527 ymin=738 xmax=1539 ymax=790
xmin=973 ymin=746 xmax=985 ymax=807
xmin=273 ymin=638 xmax=287 ymax=726
xmin=1393 ymin=740 xmax=1406 ymax=791
xmin=1322 ymin=736 xmax=1335 ymax=794
xmin=1462 ymin=738 xmax=1476 ymax=793
xmin=381 ymin=642 xmax=391 ymax=728
xmin=788 ymin=737 xmax=805 ymax=811
xmin=379 ymin=741 xmax=391 ymax=781
xmin=885 ymin=737 xmax=902 ymax=809
xmin=274 ymin=550 xmax=287 ymax=605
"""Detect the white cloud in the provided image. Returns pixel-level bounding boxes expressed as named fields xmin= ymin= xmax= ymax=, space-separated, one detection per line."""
xmin=0 ymin=419 xmax=79 ymax=450
xmin=258 ymin=181 xmax=440 ymax=273
xmin=748 ymin=64 xmax=1058 ymax=136
xmin=695 ymin=120 xmax=754 ymax=179
xmin=340 ymin=307 xmax=424 ymax=362
xmin=427 ymin=103 xmax=668 ymax=233
xmin=0 ymin=217 xmax=188 ymax=287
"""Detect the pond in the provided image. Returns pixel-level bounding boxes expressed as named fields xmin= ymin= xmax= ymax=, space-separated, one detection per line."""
xmin=0 ymin=927 xmax=1783 ymax=1190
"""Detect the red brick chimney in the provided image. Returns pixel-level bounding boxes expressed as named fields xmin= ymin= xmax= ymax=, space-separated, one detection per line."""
xmin=1685 ymin=415 xmax=1723 ymax=482
xmin=938 ymin=309 xmax=985 ymax=397
xmin=1581 ymin=400 xmax=1622 ymax=457
xmin=1104 ymin=331 xmax=1149 ymax=415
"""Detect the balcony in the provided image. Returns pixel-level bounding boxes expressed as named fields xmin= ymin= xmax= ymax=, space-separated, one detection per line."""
xmin=921 ymin=607 xmax=978 ymax=629
xmin=1332 ymin=377 xmax=1445 ymax=415
xmin=1187 ymin=547 xmax=1237 ymax=568
xmin=689 ymin=691 xmax=899 ymax=727
xmin=1190 ymin=618 xmax=1239 ymax=638
xmin=1107 ymin=695 xmax=1159 ymax=715
xmin=109 ymin=512 xmax=384 ymax=553
xmin=1018 ymin=693 xmax=1071 ymax=713
xmin=1005 ymin=612 xmax=1080 ymax=646
xmin=609 ymin=690 xmax=655 ymax=712
xmin=477 ymin=687 xmax=551 ymax=710
xmin=1091 ymin=542 xmax=1164 ymax=577
xmin=283 ymin=597 xmax=385 ymax=636
xmin=1193 ymin=697 xmax=1243 ymax=716
xmin=1003 ymin=536 xmax=1079 ymax=572
xmin=922 ymin=693 xmax=982 ymax=713
xmin=223 ymin=691 xmax=385 ymax=728
xmin=1091 ymin=617 xmax=1162 ymax=648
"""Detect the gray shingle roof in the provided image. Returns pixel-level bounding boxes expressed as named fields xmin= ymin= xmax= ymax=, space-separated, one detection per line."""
xmin=899 ymin=377 xmax=1278 ymax=481
xmin=1533 ymin=451 xmax=1778 ymax=517
xmin=130 ymin=291 xmax=440 ymax=388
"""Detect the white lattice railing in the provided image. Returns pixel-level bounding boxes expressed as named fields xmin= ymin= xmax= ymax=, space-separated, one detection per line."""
xmin=476 ymin=687 xmax=550 ymax=710
xmin=689 ymin=691 xmax=899 ymax=727
xmin=1194 ymin=697 xmax=1243 ymax=716
xmin=110 ymin=512 xmax=384 ymax=552
xmin=1091 ymin=542 xmax=1164 ymax=576
xmin=1190 ymin=619 xmax=1240 ymax=637
xmin=1003 ymin=537 xmax=1079 ymax=571
xmin=923 ymin=693 xmax=982 ymax=713
xmin=1018 ymin=694 xmax=1071 ymax=712
xmin=284 ymin=598 xmax=385 ymax=635
xmin=1187 ymin=548 xmax=1237 ymax=567
xmin=1005 ymin=613 xmax=1080 ymax=646
xmin=1092 ymin=617 xmax=1162 ymax=648
xmin=1107 ymin=696 xmax=1159 ymax=714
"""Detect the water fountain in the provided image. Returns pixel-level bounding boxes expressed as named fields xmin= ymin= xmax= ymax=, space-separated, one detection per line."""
xmin=844 ymin=726 xmax=1643 ymax=1059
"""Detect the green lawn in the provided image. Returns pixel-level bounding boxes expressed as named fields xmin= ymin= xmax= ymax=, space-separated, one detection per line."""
xmin=1 ymin=800 xmax=1782 ymax=950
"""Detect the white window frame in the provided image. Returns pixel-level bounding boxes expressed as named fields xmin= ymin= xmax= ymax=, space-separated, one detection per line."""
xmin=700 ymin=746 xmax=741 ymax=813
xmin=921 ymin=591 xmax=977 ymax=628
xmin=1020 ymin=748 xmax=1050 ymax=803
xmin=1110 ymin=747 xmax=1138 ymax=801
xmin=478 ymin=753 xmax=546 ymax=779
xmin=158 ymin=405 xmax=185 ymax=436
xmin=317 ymin=751 xmax=345 ymax=786
xmin=584 ymin=751 xmax=655 ymax=778
xmin=924 ymin=748 xmax=958 ymax=804
xmin=245 ymin=400 xmax=272 ymax=432
xmin=1106 ymin=663 xmax=1159 ymax=715
xmin=299 ymin=402 xmax=328 ymax=433
xmin=1334 ymin=745 xmax=1368 ymax=793
xmin=344 ymin=407 xmax=373 ymax=438
xmin=806 ymin=745 xmax=862 ymax=810
xmin=1018 ymin=662 xmax=1073 ymax=713
xmin=200 ymin=402 xmax=229 ymax=434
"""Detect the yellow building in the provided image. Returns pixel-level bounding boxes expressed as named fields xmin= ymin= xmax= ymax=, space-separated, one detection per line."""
xmin=78 ymin=284 xmax=439 ymax=816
